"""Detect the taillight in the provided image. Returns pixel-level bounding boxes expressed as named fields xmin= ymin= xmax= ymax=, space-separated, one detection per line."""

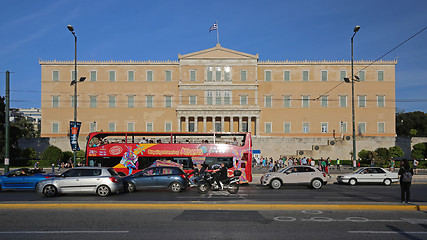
xmin=322 ymin=173 xmax=326 ymax=177
xmin=109 ymin=177 xmax=118 ymax=183
xmin=44 ymin=176 xmax=52 ymax=179
xmin=180 ymin=174 xmax=186 ymax=179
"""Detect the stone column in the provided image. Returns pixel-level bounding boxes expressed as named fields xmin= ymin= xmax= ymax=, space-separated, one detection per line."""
xmin=256 ymin=117 xmax=260 ymax=136
xmin=212 ymin=116 xmax=216 ymax=132
xmin=239 ymin=116 xmax=243 ymax=132
xmin=177 ymin=116 xmax=181 ymax=132
xmin=248 ymin=116 xmax=252 ymax=133
xmin=230 ymin=116 xmax=234 ymax=132
xmin=185 ymin=116 xmax=189 ymax=132
xmin=203 ymin=116 xmax=207 ymax=132
xmin=195 ymin=116 xmax=198 ymax=132
xmin=221 ymin=116 xmax=224 ymax=132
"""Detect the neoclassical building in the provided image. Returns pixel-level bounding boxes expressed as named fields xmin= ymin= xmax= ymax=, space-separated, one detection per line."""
xmin=40 ymin=44 xmax=396 ymax=139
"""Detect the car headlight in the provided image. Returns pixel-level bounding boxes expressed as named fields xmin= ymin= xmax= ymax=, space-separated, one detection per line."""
xmin=264 ymin=174 xmax=271 ymax=181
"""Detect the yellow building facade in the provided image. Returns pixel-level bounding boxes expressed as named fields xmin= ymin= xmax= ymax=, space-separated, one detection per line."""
xmin=40 ymin=44 xmax=396 ymax=139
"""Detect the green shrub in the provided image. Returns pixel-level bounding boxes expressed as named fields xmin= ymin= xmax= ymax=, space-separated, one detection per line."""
xmin=41 ymin=145 xmax=63 ymax=166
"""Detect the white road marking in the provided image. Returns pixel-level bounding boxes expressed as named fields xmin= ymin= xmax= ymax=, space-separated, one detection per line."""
xmin=349 ymin=231 xmax=427 ymax=234
xmin=0 ymin=231 xmax=129 ymax=234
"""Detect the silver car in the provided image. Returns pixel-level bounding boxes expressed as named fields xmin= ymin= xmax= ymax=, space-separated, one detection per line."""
xmin=261 ymin=165 xmax=328 ymax=189
xmin=337 ymin=167 xmax=398 ymax=186
xmin=36 ymin=167 xmax=123 ymax=197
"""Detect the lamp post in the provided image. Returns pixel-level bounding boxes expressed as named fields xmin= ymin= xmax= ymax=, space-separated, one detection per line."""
xmin=351 ymin=25 xmax=360 ymax=170
xmin=67 ymin=25 xmax=78 ymax=167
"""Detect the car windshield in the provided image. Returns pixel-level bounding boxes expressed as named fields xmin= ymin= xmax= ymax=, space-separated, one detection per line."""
xmin=354 ymin=168 xmax=364 ymax=174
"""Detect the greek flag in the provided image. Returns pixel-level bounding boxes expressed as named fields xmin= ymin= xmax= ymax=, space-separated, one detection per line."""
xmin=209 ymin=22 xmax=218 ymax=32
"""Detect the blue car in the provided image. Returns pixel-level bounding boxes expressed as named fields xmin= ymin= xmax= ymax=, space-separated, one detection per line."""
xmin=0 ymin=168 xmax=54 ymax=191
xmin=123 ymin=166 xmax=187 ymax=193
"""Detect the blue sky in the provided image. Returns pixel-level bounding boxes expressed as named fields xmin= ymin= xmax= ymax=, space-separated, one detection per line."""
xmin=1 ymin=0 xmax=426 ymax=112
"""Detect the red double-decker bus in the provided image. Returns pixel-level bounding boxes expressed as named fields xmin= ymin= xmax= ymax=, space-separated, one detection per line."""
xmin=85 ymin=132 xmax=252 ymax=183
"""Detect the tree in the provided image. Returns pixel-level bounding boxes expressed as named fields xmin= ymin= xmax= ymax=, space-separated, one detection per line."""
xmin=358 ymin=149 xmax=373 ymax=161
xmin=374 ymin=147 xmax=391 ymax=166
xmin=41 ymin=146 xmax=63 ymax=166
xmin=396 ymin=111 xmax=427 ymax=137
xmin=22 ymin=147 xmax=38 ymax=160
xmin=389 ymin=146 xmax=404 ymax=159
xmin=412 ymin=142 xmax=427 ymax=159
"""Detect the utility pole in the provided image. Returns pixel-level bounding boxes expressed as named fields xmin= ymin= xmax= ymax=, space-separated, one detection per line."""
xmin=4 ymin=71 xmax=10 ymax=173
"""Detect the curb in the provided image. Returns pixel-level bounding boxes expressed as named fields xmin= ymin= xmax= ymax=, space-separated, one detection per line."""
xmin=1 ymin=203 xmax=426 ymax=211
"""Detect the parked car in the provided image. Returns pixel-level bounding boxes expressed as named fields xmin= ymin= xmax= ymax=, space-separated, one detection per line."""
xmin=260 ymin=165 xmax=328 ymax=189
xmin=36 ymin=167 xmax=123 ymax=197
xmin=0 ymin=168 xmax=54 ymax=192
xmin=123 ymin=166 xmax=187 ymax=193
xmin=336 ymin=167 xmax=398 ymax=186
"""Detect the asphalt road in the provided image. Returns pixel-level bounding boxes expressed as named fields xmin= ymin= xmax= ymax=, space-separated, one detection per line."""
xmin=0 ymin=209 xmax=426 ymax=240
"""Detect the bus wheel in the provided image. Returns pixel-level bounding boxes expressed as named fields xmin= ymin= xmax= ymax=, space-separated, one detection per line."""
xmin=127 ymin=182 xmax=136 ymax=193
xmin=169 ymin=182 xmax=183 ymax=193
xmin=227 ymin=183 xmax=239 ymax=194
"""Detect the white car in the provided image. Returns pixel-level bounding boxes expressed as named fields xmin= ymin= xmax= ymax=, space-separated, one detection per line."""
xmin=336 ymin=167 xmax=398 ymax=186
xmin=260 ymin=165 xmax=328 ymax=189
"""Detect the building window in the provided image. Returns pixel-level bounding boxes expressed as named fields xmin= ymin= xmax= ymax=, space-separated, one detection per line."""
xmin=146 ymin=122 xmax=153 ymax=132
xmin=283 ymin=95 xmax=291 ymax=108
xmin=71 ymin=95 xmax=78 ymax=108
xmin=52 ymin=96 xmax=59 ymax=108
xmin=71 ymin=70 xmax=78 ymax=81
xmin=358 ymin=122 xmax=366 ymax=134
xmin=215 ymin=67 xmax=221 ymax=81
xmin=378 ymin=122 xmax=385 ymax=133
xmin=128 ymin=95 xmax=135 ymax=108
xmin=321 ymin=70 xmax=328 ymax=82
xmin=302 ymin=95 xmax=310 ymax=108
xmin=52 ymin=122 xmax=59 ymax=133
xmin=265 ymin=95 xmax=272 ymax=108
xmin=265 ymin=122 xmax=272 ymax=133
xmin=90 ymin=96 xmax=97 ymax=108
xmin=206 ymin=91 xmax=213 ymax=105
xmin=359 ymin=70 xmax=365 ymax=81
xmin=109 ymin=70 xmax=116 ymax=82
xmin=321 ymin=95 xmax=328 ymax=108
xmin=339 ymin=95 xmax=347 ymax=108
xmin=52 ymin=71 xmax=59 ymax=82
xmin=321 ymin=122 xmax=328 ymax=133
xmin=190 ymin=70 xmax=196 ymax=82
xmin=165 ymin=122 xmax=172 ymax=132
xmin=90 ymin=71 xmax=97 ymax=82
xmin=146 ymin=95 xmax=153 ymax=108
xmin=358 ymin=95 xmax=366 ymax=107
xmin=224 ymin=67 xmax=231 ymax=81
xmin=109 ymin=95 xmax=116 ymax=108
xmin=377 ymin=95 xmax=385 ymax=107
xmin=284 ymin=70 xmax=290 ymax=81
xmin=240 ymin=95 xmax=248 ymax=105
xmin=242 ymin=122 xmax=248 ymax=132
xmin=340 ymin=70 xmax=346 ymax=82
xmin=340 ymin=121 xmax=347 ymax=133
xmin=378 ymin=70 xmax=384 ymax=81
xmin=128 ymin=70 xmax=134 ymax=82
xmin=240 ymin=70 xmax=247 ymax=81
xmin=265 ymin=71 xmax=271 ymax=82
xmin=90 ymin=122 xmax=97 ymax=132
xmin=108 ymin=122 xmax=116 ymax=132
xmin=189 ymin=95 xmax=197 ymax=105
xmin=165 ymin=96 xmax=172 ymax=108
xmin=302 ymin=122 xmax=309 ymax=133
xmin=302 ymin=70 xmax=309 ymax=81
xmin=207 ymin=67 xmax=213 ymax=81
xmin=127 ymin=122 xmax=135 ymax=132
xmin=165 ymin=70 xmax=172 ymax=82
xmin=224 ymin=91 xmax=231 ymax=105
xmin=215 ymin=91 xmax=222 ymax=105
xmin=147 ymin=70 xmax=153 ymax=82
xmin=284 ymin=122 xmax=291 ymax=133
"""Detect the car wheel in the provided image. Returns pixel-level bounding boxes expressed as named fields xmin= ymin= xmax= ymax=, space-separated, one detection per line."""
xmin=349 ymin=178 xmax=357 ymax=186
xmin=227 ymin=183 xmax=239 ymax=194
xmin=169 ymin=182 xmax=183 ymax=193
xmin=43 ymin=185 xmax=57 ymax=197
xmin=126 ymin=182 xmax=136 ymax=193
xmin=311 ymin=179 xmax=323 ymax=189
xmin=197 ymin=183 xmax=209 ymax=194
xmin=96 ymin=185 xmax=111 ymax=197
xmin=383 ymin=178 xmax=392 ymax=186
xmin=270 ymin=179 xmax=282 ymax=189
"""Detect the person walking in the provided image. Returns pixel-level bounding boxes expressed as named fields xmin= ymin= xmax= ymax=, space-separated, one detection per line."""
xmin=336 ymin=158 xmax=341 ymax=170
xmin=398 ymin=159 xmax=414 ymax=203
xmin=413 ymin=159 xmax=419 ymax=175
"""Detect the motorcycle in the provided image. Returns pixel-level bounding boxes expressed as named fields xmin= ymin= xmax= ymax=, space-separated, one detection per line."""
xmin=197 ymin=170 xmax=241 ymax=194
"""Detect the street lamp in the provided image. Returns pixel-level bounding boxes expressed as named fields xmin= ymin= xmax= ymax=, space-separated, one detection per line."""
xmin=350 ymin=25 xmax=360 ymax=169
xmin=67 ymin=24 xmax=82 ymax=167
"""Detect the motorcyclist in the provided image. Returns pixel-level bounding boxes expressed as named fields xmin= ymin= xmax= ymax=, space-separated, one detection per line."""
xmin=214 ymin=163 xmax=228 ymax=189
xmin=189 ymin=163 xmax=208 ymax=187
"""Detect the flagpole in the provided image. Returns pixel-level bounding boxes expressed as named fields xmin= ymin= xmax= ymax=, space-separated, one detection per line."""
xmin=216 ymin=21 xmax=220 ymax=45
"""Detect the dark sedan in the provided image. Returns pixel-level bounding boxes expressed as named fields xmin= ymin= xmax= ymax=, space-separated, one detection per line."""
xmin=0 ymin=168 xmax=54 ymax=191
xmin=123 ymin=166 xmax=187 ymax=193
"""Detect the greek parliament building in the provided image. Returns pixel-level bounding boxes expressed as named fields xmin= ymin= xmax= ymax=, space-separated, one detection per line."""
xmin=40 ymin=44 xmax=397 ymax=158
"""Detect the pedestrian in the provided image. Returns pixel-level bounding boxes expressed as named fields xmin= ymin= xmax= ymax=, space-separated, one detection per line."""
xmin=57 ymin=159 xmax=61 ymax=172
xmin=51 ymin=163 xmax=55 ymax=173
xmin=398 ymin=159 xmax=413 ymax=203
xmin=336 ymin=158 xmax=341 ymax=170
xmin=413 ymin=159 xmax=419 ymax=175
xmin=388 ymin=158 xmax=395 ymax=172
xmin=34 ymin=161 xmax=39 ymax=170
